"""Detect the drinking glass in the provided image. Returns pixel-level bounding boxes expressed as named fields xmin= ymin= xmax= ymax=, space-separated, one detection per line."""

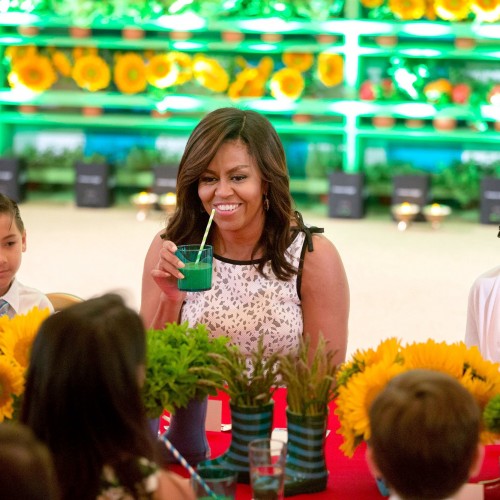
xmin=248 ymin=438 xmax=287 ymax=500
xmin=192 ymin=465 xmax=237 ymax=499
xmin=176 ymin=244 xmax=213 ymax=291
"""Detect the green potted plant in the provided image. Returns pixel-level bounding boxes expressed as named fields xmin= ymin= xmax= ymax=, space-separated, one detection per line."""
xmin=142 ymin=321 xmax=229 ymax=466
xmin=278 ymin=335 xmax=338 ymax=496
xmin=199 ymin=336 xmax=280 ymax=482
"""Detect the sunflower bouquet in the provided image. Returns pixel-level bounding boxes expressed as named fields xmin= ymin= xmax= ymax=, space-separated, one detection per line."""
xmin=0 ymin=307 xmax=50 ymax=422
xmin=335 ymin=338 xmax=500 ymax=457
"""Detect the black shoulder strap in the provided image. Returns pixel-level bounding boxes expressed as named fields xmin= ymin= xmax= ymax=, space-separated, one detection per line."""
xmin=293 ymin=211 xmax=324 ymax=252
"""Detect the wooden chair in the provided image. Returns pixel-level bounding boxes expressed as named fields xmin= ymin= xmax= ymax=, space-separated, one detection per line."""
xmin=46 ymin=293 xmax=83 ymax=313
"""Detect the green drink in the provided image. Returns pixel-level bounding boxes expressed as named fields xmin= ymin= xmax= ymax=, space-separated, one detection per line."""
xmin=179 ymin=262 xmax=212 ymax=291
xmin=176 ymin=244 xmax=213 ymax=292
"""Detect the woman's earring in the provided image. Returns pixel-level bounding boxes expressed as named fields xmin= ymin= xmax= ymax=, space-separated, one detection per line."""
xmin=263 ymin=193 xmax=270 ymax=211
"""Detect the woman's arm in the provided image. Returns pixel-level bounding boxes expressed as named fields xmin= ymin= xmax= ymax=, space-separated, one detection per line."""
xmin=300 ymin=234 xmax=350 ymax=365
xmin=140 ymin=230 xmax=185 ymax=329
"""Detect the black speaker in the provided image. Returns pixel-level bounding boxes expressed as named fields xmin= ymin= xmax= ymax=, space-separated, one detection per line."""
xmin=328 ymin=172 xmax=365 ymax=219
xmin=153 ymin=165 xmax=178 ymax=195
xmin=480 ymin=176 xmax=500 ymax=225
xmin=392 ymin=174 xmax=430 ymax=221
xmin=0 ymin=158 xmax=26 ymax=202
xmin=75 ymin=162 xmax=113 ymax=208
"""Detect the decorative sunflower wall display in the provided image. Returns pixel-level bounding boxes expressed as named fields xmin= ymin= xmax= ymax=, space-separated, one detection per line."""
xmin=361 ymin=0 xmax=500 ymax=21
xmin=3 ymin=46 xmax=346 ymax=103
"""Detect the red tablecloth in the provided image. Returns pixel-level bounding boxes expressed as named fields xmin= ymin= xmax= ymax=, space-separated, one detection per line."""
xmin=169 ymin=390 xmax=500 ymax=499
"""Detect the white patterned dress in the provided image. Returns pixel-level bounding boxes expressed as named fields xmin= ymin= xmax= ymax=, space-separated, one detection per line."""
xmin=180 ymin=231 xmax=309 ymax=357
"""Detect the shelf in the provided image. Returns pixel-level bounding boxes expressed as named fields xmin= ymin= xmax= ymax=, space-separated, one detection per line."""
xmin=1 ymin=12 xmax=499 ymax=207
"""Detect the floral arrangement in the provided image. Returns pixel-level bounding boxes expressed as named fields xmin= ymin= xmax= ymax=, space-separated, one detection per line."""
xmin=141 ymin=322 xmax=230 ymax=418
xmin=4 ymin=45 xmax=344 ymax=102
xmin=0 ymin=307 xmax=51 ymax=422
xmin=335 ymin=338 xmax=500 ymax=457
xmin=361 ymin=0 xmax=500 ymax=22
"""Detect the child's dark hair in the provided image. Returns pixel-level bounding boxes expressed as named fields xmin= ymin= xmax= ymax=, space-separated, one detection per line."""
xmin=0 ymin=193 xmax=24 ymax=232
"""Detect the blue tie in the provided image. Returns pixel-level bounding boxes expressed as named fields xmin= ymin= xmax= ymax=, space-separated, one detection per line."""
xmin=0 ymin=299 xmax=11 ymax=317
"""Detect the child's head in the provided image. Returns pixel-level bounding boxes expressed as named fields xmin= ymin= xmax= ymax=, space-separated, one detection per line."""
xmin=367 ymin=369 xmax=483 ymax=500
xmin=0 ymin=193 xmax=26 ymax=295
xmin=21 ymin=293 xmax=153 ymax=498
xmin=0 ymin=422 xmax=59 ymax=500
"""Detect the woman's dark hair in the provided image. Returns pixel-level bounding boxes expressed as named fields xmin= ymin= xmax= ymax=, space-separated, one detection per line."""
xmin=165 ymin=107 xmax=298 ymax=280
xmin=0 ymin=192 xmax=24 ymax=233
xmin=21 ymin=293 xmax=155 ymax=500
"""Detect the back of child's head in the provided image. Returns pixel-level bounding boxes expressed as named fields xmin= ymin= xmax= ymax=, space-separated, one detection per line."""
xmin=368 ymin=369 xmax=482 ymax=500
xmin=0 ymin=422 xmax=59 ymax=499
xmin=0 ymin=193 xmax=24 ymax=233
xmin=21 ymin=293 xmax=154 ymax=500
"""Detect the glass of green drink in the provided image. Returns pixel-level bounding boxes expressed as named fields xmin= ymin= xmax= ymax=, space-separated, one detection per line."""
xmin=191 ymin=465 xmax=237 ymax=499
xmin=176 ymin=244 xmax=213 ymax=292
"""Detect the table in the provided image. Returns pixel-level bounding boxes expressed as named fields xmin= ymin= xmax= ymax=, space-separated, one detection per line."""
xmin=169 ymin=390 xmax=500 ymax=499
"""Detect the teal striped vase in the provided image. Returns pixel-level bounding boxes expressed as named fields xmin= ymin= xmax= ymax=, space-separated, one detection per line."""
xmin=284 ymin=409 xmax=328 ymax=496
xmin=198 ymin=401 xmax=274 ymax=483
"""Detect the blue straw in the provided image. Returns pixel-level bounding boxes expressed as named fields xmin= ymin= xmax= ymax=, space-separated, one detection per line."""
xmin=160 ymin=433 xmax=218 ymax=498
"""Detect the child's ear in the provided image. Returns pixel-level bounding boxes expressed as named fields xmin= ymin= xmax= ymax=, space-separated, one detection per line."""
xmin=469 ymin=444 xmax=485 ymax=478
xmin=366 ymin=445 xmax=382 ymax=479
xmin=22 ymin=230 xmax=26 ymax=252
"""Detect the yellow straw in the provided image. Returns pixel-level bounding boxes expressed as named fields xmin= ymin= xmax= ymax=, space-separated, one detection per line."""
xmin=195 ymin=208 xmax=215 ymax=264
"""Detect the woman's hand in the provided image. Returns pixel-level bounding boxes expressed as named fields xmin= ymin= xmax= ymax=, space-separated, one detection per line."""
xmin=150 ymin=240 xmax=186 ymax=302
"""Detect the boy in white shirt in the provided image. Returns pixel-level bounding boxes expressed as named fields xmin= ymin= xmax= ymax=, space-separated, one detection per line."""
xmin=0 ymin=194 xmax=53 ymax=317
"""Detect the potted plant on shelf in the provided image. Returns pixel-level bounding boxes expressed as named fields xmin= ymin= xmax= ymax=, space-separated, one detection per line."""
xmin=198 ymin=336 xmax=280 ymax=483
xmin=142 ymin=322 xmax=229 ymax=466
xmin=278 ymin=335 xmax=338 ymax=496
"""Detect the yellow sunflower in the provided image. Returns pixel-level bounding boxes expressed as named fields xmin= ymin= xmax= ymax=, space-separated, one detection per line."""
xmin=361 ymin=0 xmax=385 ymax=7
xmin=5 ymin=45 xmax=37 ymax=65
xmin=0 ymin=355 xmax=23 ymax=422
xmin=0 ymin=307 xmax=50 ymax=370
xmin=192 ymin=55 xmax=229 ymax=93
xmin=401 ymin=339 xmax=464 ymax=378
xmin=282 ymin=52 xmax=314 ymax=72
xmin=471 ymin=0 xmax=500 ymax=21
xmin=435 ymin=0 xmax=472 ymax=20
xmin=270 ymin=68 xmax=304 ymax=101
xmin=72 ymin=46 xmax=98 ymax=60
xmin=228 ymin=68 xmax=266 ymax=99
xmin=336 ymin=361 xmax=406 ymax=457
xmin=425 ymin=0 xmax=438 ymax=18
xmin=166 ymin=52 xmax=193 ymax=85
xmin=72 ymin=54 xmax=111 ymax=92
xmin=52 ymin=50 xmax=72 ymax=77
xmin=257 ymin=56 xmax=274 ymax=79
xmin=146 ymin=54 xmax=178 ymax=89
xmin=114 ymin=53 xmax=147 ymax=95
xmin=317 ymin=53 xmax=344 ymax=88
xmin=7 ymin=54 xmax=57 ymax=92
xmin=389 ymin=0 xmax=427 ymax=19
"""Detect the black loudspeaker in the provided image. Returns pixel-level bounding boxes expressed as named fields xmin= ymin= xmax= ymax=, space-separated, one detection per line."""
xmin=392 ymin=174 xmax=430 ymax=221
xmin=0 ymin=158 xmax=26 ymax=202
xmin=153 ymin=165 xmax=178 ymax=195
xmin=328 ymin=172 xmax=365 ymax=219
xmin=480 ymin=176 xmax=500 ymax=225
xmin=75 ymin=162 xmax=113 ymax=208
